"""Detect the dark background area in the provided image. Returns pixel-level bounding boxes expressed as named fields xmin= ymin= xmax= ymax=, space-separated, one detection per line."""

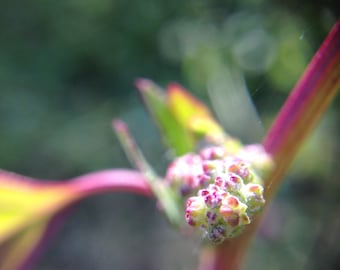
xmin=0 ymin=0 xmax=339 ymax=269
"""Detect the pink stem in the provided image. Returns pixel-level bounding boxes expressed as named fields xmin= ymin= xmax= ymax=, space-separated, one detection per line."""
xmin=198 ymin=20 xmax=340 ymax=270
xmin=68 ymin=169 xmax=152 ymax=198
xmin=263 ymin=20 xmax=340 ymax=197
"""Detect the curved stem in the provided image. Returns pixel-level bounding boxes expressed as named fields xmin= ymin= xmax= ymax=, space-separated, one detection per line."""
xmin=0 ymin=169 xmax=152 ymax=270
xmin=68 ymin=169 xmax=152 ymax=199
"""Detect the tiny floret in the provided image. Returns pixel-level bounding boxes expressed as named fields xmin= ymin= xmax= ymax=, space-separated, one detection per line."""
xmin=165 ymin=154 xmax=206 ymax=196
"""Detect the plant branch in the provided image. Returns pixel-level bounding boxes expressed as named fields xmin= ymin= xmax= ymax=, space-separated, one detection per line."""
xmin=198 ymin=20 xmax=340 ymax=270
xmin=263 ymin=19 xmax=340 ymax=199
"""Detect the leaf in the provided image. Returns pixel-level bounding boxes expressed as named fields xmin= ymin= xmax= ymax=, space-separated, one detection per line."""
xmin=167 ymin=83 xmax=229 ymax=144
xmin=166 ymin=83 xmax=212 ymax=126
xmin=0 ymin=215 xmax=58 ymax=270
xmin=136 ymin=78 xmax=233 ymax=155
xmin=136 ymin=78 xmax=194 ymax=155
xmin=0 ymin=169 xmax=151 ymax=270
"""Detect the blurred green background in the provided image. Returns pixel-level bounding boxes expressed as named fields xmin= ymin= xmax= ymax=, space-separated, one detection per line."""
xmin=0 ymin=0 xmax=339 ymax=269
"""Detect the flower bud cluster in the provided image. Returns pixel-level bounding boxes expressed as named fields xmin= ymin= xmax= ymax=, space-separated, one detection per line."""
xmin=165 ymin=145 xmax=269 ymax=243
xmin=165 ymin=153 xmax=206 ymax=196
xmin=237 ymin=144 xmax=274 ymax=177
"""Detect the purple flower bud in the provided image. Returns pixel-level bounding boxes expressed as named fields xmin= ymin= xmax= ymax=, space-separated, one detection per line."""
xmin=165 ymin=153 xmax=205 ymax=195
xmin=243 ymin=183 xmax=265 ymax=214
xmin=207 ymin=224 xmax=227 ymax=243
xmin=206 ymin=211 xmax=218 ymax=224
xmin=200 ymin=146 xmax=225 ymax=160
xmin=227 ymin=159 xmax=252 ymax=183
xmin=199 ymin=185 xmax=227 ymax=208
xmin=185 ymin=196 xmax=208 ymax=227
xmin=237 ymin=144 xmax=274 ymax=176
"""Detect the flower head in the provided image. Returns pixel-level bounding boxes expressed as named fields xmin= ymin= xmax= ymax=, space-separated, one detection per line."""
xmin=166 ymin=145 xmax=269 ymax=243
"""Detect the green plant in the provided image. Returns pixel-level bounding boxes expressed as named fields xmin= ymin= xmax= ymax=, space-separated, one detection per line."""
xmin=0 ymin=20 xmax=339 ymax=270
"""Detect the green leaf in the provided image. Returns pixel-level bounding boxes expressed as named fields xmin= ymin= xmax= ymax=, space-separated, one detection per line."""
xmin=167 ymin=82 xmax=227 ymax=143
xmin=136 ymin=78 xmax=195 ymax=156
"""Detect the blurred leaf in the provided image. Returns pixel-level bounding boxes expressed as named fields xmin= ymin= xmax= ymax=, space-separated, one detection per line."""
xmin=0 ymin=217 xmax=51 ymax=270
xmin=167 ymin=83 xmax=211 ymax=125
xmin=137 ymin=78 xmax=230 ymax=156
xmin=167 ymin=83 xmax=226 ymax=143
xmin=0 ymin=173 xmax=74 ymax=270
xmin=136 ymin=78 xmax=194 ymax=155
xmin=0 ymin=169 xmax=151 ymax=270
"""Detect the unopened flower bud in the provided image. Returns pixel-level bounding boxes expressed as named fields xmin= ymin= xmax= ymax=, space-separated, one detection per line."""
xmin=226 ymin=158 xmax=253 ymax=183
xmin=207 ymin=224 xmax=227 ymax=244
xmin=214 ymin=174 xmax=243 ymax=194
xmin=200 ymin=146 xmax=225 ymax=160
xmin=243 ymin=183 xmax=265 ymax=215
xmin=220 ymin=195 xmax=249 ymax=227
xmin=185 ymin=196 xmax=208 ymax=226
xmin=237 ymin=144 xmax=274 ymax=176
xmin=165 ymin=153 xmax=205 ymax=195
xmin=198 ymin=185 xmax=227 ymax=208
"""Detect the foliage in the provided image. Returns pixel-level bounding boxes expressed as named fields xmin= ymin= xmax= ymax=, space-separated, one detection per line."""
xmin=0 ymin=1 xmax=339 ymax=269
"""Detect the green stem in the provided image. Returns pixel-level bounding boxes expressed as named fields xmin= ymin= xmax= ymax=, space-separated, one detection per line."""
xmin=112 ymin=119 xmax=183 ymax=226
xmin=112 ymin=119 xmax=156 ymax=179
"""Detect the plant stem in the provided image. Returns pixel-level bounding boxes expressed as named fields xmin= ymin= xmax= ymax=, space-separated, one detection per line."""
xmin=263 ymin=20 xmax=340 ymax=199
xmin=198 ymin=20 xmax=340 ymax=270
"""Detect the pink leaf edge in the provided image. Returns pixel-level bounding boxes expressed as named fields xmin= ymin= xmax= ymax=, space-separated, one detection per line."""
xmin=0 ymin=169 xmax=153 ymax=270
